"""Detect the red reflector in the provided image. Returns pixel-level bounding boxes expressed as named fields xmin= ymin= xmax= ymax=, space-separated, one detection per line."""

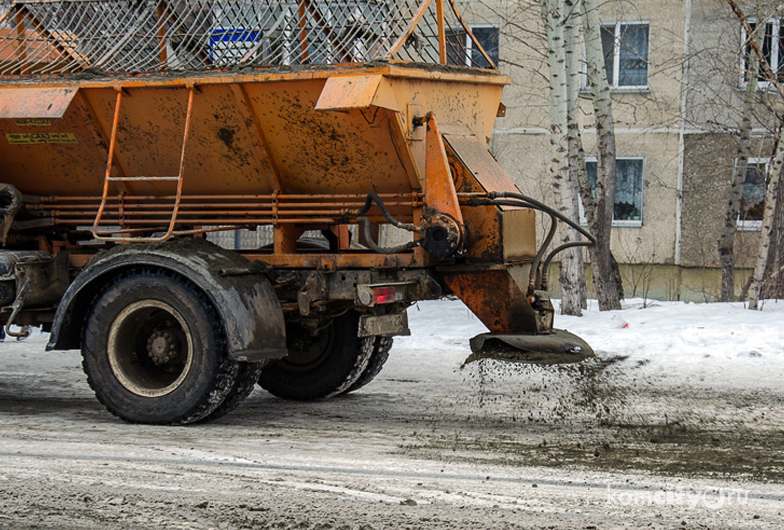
xmin=373 ymin=286 xmax=396 ymax=304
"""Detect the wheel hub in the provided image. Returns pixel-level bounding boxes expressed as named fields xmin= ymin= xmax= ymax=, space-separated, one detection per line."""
xmin=107 ymin=300 xmax=194 ymax=398
xmin=147 ymin=330 xmax=180 ymax=366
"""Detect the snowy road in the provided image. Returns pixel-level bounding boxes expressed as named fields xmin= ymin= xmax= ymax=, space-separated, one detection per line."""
xmin=0 ymin=300 xmax=782 ymax=529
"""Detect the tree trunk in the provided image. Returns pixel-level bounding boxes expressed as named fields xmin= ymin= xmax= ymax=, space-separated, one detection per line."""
xmin=539 ymin=0 xmax=584 ymax=315
xmin=718 ymin=27 xmax=760 ymax=302
xmin=749 ymin=129 xmax=784 ymax=309
xmin=770 ymin=181 xmax=784 ymax=298
xmin=581 ymin=0 xmax=623 ymax=310
xmin=726 ymin=0 xmax=784 ymax=310
xmin=563 ymin=0 xmax=587 ymax=312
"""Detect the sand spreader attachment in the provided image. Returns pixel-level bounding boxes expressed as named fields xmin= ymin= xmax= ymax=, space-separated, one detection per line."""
xmin=465 ymin=330 xmax=594 ymax=366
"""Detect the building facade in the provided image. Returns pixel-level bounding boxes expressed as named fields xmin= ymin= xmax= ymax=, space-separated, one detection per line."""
xmin=458 ymin=0 xmax=782 ymax=301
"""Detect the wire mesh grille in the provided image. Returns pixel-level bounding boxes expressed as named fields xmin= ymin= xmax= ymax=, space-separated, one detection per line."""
xmin=0 ymin=0 xmax=495 ymax=76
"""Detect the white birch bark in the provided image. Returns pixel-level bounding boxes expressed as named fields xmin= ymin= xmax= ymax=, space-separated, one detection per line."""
xmin=718 ymin=27 xmax=759 ymax=302
xmin=563 ymin=0 xmax=587 ymax=312
xmin=581 ymin=0 xmax=623 ymax=310
xmin=726 ymin=0 xmax=784 ymax=310
xmin=748 ymin=128 xmax=784 ymax=309
xmin=540 ymin=0 xmax=585 ymax=315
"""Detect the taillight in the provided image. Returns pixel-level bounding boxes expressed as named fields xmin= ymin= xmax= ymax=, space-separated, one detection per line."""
xmin=373 ymin=286 xmax=396 ymax=304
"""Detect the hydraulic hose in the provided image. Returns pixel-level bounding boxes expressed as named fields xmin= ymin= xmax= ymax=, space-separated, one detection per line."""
xmin=353 ymin=192 xmax=421 ymax=233
xmin=460 ymin=191 xmax=595 ymax=292
xmin=359 ymin=217 xmax=419 ymax=254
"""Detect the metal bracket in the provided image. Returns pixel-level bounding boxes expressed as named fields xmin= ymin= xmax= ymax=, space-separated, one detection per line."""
xmin=297 ymin=272 xmax=327 ymax=316
xmin=4 ymin=276 xmax=30 ymax=339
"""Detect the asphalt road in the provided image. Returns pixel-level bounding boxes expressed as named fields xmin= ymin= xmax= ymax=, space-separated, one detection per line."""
xmin=0 ymin=333 xmax=782 ymax=529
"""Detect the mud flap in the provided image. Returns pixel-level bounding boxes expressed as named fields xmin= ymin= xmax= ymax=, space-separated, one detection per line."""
xmin=465 ymin=329 xmax=593 ymax=365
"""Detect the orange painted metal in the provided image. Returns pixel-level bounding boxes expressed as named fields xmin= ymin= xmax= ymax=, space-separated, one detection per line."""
xmin=92 ymin=85 xmax=195 ymax=242
xmin=297 ymin=1 xmax=310 ymax=63
xmin=441 ymin=268 xmax=539 ymax=334
xmin=315 ymin=75 xmax=398 ymax=112
xmin=0 ymin=63 xmax=523 ymax=276
xmin=436 ymin=0 xmax=447 ymax=65
xmin=229 ymin=83 xmax=283 ymax=191
xmin=0 ymin=86 xmax=76 ymax=118
xmin=424 ymin=113 xmax=463 ymax=225
xmin=445 ymin=135 xmax=523 ymax=201
xmin=156 ymin=4 xmax=168 ymax=65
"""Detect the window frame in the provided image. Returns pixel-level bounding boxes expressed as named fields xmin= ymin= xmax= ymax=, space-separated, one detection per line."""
xmin=737 ymin=157 xmax=768 ymax=231
xmin=740 ymin=17 xmax=784 ymax=89
xmin=580 ymin=156 xmax=645 ymax=228
xmin=583 ymin=20 xmax=650 ymax=92
xmin=445 ymin=23 xmax=500 ymax=69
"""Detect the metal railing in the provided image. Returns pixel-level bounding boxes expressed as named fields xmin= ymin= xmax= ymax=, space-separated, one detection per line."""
xmin=0 ymin=0 xmax=496 ymax=76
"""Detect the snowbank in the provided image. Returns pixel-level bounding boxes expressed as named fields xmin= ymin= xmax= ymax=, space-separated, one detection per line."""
xmin=395 ymin=298 xmax=784 ymax=390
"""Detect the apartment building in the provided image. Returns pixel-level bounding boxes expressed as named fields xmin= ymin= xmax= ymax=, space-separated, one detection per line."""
xmin=458 ymin=0 xmax=781 ymax=301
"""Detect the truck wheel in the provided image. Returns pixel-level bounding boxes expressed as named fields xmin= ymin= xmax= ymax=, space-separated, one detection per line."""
xmin=258 ymin=312 xmax=373 ymax=401
xmin=82 ymin=272 xmax=238 ymax=425
xmin=344 ymin=336 xmax=393 ymax=393
xmin=202 ymin=361 xmax=265 ymax=422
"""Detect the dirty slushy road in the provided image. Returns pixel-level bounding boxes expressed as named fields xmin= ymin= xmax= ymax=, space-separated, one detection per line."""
xmin=0 ymin=302 xmax=782 ymax=529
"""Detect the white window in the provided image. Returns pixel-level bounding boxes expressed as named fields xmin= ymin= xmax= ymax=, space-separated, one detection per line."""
xmin=738 ymin=158 xmax=767 ymax=230
xmin=446 ymin=24 xmax=499 ymax=68
xmin=742 ymin=18 xmax=784 ymax=87
xmin=581 ymin=157 xmax=644 ymax=227
xmin=597 ymin=22 xmax=649 ymax=89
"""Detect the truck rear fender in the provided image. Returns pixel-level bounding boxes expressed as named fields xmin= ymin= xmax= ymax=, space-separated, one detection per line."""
xmin=46 ymin=240 xmax=287 ymax=362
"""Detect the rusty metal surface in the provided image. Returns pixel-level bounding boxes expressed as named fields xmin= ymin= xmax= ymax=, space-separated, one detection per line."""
xmin=444 ymin=134 xmax=523 ymax=201
xmin=358 ymin=313 xmax=410 ymax=338
xmin=441 ymin=268 xmax=540 ymax=335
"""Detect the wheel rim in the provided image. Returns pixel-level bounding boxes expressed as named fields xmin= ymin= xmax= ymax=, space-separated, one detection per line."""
xmin=107 ymin=300 xmax=194 ymax=398
xmin=279 ymin=324 xmax=335 ymax=373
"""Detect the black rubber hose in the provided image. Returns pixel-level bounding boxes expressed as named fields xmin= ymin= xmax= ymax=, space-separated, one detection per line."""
xmin=460 ymin=194 xmax=595 ymax=291
xmin=488 ymin=191 xmax=596 ymax=244
xmin=354 ymin=192 xmax=420 ymax=233
xmin=359 ymin=217 xmax=419 ymax=254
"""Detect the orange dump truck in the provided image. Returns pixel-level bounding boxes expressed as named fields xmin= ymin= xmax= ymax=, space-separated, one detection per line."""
xmin=0 ymin=0 xmax=592 ymax=424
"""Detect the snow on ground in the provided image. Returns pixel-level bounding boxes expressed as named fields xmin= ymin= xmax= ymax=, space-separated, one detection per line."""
xmin=395 ymin=297 xmax=784 ymax=391
xmin=1 ymin=298 xmax=783 ymax=528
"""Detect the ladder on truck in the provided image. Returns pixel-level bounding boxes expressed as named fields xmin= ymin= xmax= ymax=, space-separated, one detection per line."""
xmin=92 ymin=85 xmax=196 ymax=242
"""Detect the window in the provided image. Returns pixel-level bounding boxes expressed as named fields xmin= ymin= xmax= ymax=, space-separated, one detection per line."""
xmin=742 ymin=18 xmax=784 ymax=86
xmin=597 ymin=22 xmax=649 ymax=89
xmin=446 ymin=24 xmax=499 ymax=68
xmin=210 ymin=4 xmax=265 ymax=65
xmin=582 ymin=158 xmax=644 ymax=226
xmin=738 ymin=159 xmax=767 ymax=230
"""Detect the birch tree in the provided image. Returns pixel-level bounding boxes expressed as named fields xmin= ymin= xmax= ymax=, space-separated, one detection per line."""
xmin=717 ymin=22 xmax=760 ymax=302
xmin=727 ymin=0 xmax=784 ymax=309
xmin=578 ymin=0 xmax=623 ymax=310
xmin=539 ymin=0 xmax=586 ymax=315
xmin=748 ymin=130 xmax=783 ymax=309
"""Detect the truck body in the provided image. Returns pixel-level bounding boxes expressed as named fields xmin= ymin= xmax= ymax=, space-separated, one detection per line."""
xmin=0 ymin=0 xmax=592 ymax=424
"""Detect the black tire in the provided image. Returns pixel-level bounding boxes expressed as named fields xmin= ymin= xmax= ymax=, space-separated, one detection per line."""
xmin=344 ymin=336 xmax=393 ymax=393
xmin=82 ymin=272 xmax=238 ymax=425
xmin=258 ymin=311 xmax=373 ymax=401
xmin=202 ymin=361 xmax=265 ymax=422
